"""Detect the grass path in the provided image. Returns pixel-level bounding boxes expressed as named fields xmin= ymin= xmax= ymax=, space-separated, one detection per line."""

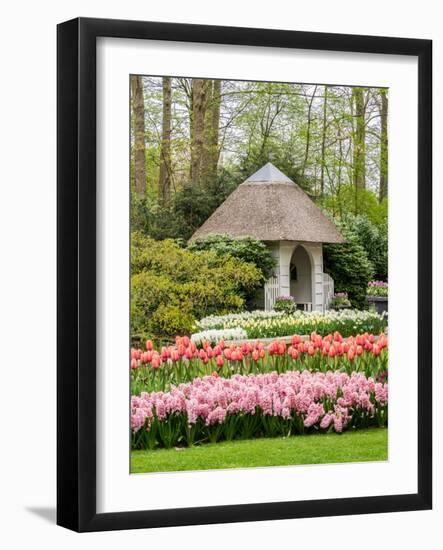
xmin=131 ymin=427 xmax=387 ymax=473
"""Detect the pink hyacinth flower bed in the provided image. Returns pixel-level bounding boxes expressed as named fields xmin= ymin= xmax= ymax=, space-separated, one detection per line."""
xmin=131 ymin=370 xmax=388 ymax=450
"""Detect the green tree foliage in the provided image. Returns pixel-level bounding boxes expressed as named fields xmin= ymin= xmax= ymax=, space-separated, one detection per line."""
xmin=188 ymin=234 xmax=276 ymax=280
xmin=131 ymin=232 xmax=263 ymax=339
xmin=323 ymin=225 xmax=374 ymax=309
xmin=131 ymin=170 xmax=238 ymax=241
xmin=321 ymin=185 xmax=387 ymax=226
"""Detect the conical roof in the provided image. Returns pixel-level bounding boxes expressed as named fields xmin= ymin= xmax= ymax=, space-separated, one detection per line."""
xmin=189 ymin=163 xmax=344 ymax=243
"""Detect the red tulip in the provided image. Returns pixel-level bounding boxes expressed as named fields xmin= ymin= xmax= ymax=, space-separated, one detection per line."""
xmin=130 ymin=358 xmax=138 ymax=370
xmin=278 ymin=342 xmax=286 ymax=355
xmin=348 ymin=348 xmax=355 ymax=361
xmin=308 ymin=345 xmax=315 ymax=356
xmin=145 ymin=340 xmax=153 ymax=351
xmin=182 ymin=336 xmax=190 ymax=347
xmin=252 ymin=349 xmax=260 ymax=361
xmin=151 ymin=355 xmax=161 ymax=369
xmin=328 ymin=345 xmax=336 ymax=358
xmin=216 ymin=355 xmax=224 ymax=368
xmin=372 ymin=344 xmax=381 ymax=356
xmin=213 ymin=345 xmax=222 ymax=356
xmin=356 ymin=345 xmax=363 ymax=356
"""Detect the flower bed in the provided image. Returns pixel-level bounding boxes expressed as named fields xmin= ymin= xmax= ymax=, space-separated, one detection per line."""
xmin=367 ymin=281 xmax=388 ymax=297
xmin=131 ymin=332 xmax=388 ymax=394
xmin=329 ymin=292 xmax=352 ymax=310
xmin=191 ymin=328 xmax=247 ymax=346
xmin=131 ymin=370 xmax=388 ymax=450
xmin=195 ymin=310 xmax=285 ymax=331
xmin=194 ymin=309 xmax=387 ymax=339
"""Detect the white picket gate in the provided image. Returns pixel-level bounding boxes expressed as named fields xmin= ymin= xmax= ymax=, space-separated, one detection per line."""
xmin=323 ymin=273 xmax=335 ymax=310
xmin=264 ymin=276 xmax=279 ymax=311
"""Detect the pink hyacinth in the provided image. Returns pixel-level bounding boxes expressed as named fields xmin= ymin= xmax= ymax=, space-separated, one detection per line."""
xmin=131 ymin=370 xmax=388 ymax=436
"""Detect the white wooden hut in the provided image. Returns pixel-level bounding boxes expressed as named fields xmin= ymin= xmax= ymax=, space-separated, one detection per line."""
xmin=190 ymin=163 xmax=344 ymax=312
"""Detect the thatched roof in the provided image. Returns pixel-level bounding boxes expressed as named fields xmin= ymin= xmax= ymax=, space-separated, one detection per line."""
xmin=190 ymin=163 xmax=344 ymax=243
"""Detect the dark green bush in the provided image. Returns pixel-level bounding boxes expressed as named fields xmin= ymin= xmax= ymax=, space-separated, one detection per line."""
xmin=323 ymin=225 xmax=374 ymax=309
xmin=131 ymin=170 xmax=238 ymax=241
xmin=345 ymin=214 xmax=388 ymax=281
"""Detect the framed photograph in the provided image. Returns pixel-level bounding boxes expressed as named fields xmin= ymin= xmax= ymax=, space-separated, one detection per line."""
xmin=57 ymin=17 xmax=432 ymax=532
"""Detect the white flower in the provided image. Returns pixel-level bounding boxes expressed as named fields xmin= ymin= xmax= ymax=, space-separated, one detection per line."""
xmin=190 ymin=328 xmax=247 ymax=345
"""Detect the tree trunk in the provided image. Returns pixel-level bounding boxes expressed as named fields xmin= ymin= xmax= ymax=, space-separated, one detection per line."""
xmin=190 ymin=79 xmax=210 ymax=183
xmin=352 ymin=87 xmax=366 ymax=190
xmin=159 ymin=77 xmax=172 ymax=203
xmin=301 ymin=85 xmax=318 ymax=178
xmin=130 ymin=75 xmax=146 ymax=197
xmin=207 ymin=80 xmax=222 ymax=182
xmin=320 ymin=85 xmax=328 ymax=197
xmin=379 ymin=89 xmax=388 ymax=202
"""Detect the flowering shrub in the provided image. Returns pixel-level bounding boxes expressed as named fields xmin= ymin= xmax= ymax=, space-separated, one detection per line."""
xmin=131 ymin=370 xmax=388 ymax=450
xmin=274 ymin=295 xmax=296 ymax=314
xmin=367 ymin=281 xmax=388 ymax=297
xmin=131 ymin=332 xmax=388 ymax=394
xmin=195 ymin=309 xmax=387 ymax=339
xmin=191 ymin=328 xmax=247 ymax=346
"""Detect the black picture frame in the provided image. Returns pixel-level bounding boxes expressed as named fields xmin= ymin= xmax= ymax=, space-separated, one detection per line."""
xmin=57 ymin=17 xmax=432 ymax=532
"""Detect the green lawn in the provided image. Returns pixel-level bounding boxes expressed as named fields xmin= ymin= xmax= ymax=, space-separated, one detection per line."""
xmin=131 ymin=427 xmax=388 ymax=473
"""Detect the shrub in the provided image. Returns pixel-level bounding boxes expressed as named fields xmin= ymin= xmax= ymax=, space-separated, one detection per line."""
xmin=188 ymin=234 xmax=276 ymax=280
xmin=323 ymin=224 xmax=374 ymax=309
xmin=344 ymin=214 xmax=388 ymax=281
xmin=131 ymin=232 xmax=263 ymax=340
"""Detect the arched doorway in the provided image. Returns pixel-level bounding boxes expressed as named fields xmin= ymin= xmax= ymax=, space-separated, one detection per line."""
xmin=290 ymin=245 xmax=313 ymax=311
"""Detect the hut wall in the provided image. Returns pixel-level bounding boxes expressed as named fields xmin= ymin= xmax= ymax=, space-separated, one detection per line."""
xmin=305 ymin=243 xmax=324 ymax=312
xmin=264 ymin=241 xmax=325 ymax=312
